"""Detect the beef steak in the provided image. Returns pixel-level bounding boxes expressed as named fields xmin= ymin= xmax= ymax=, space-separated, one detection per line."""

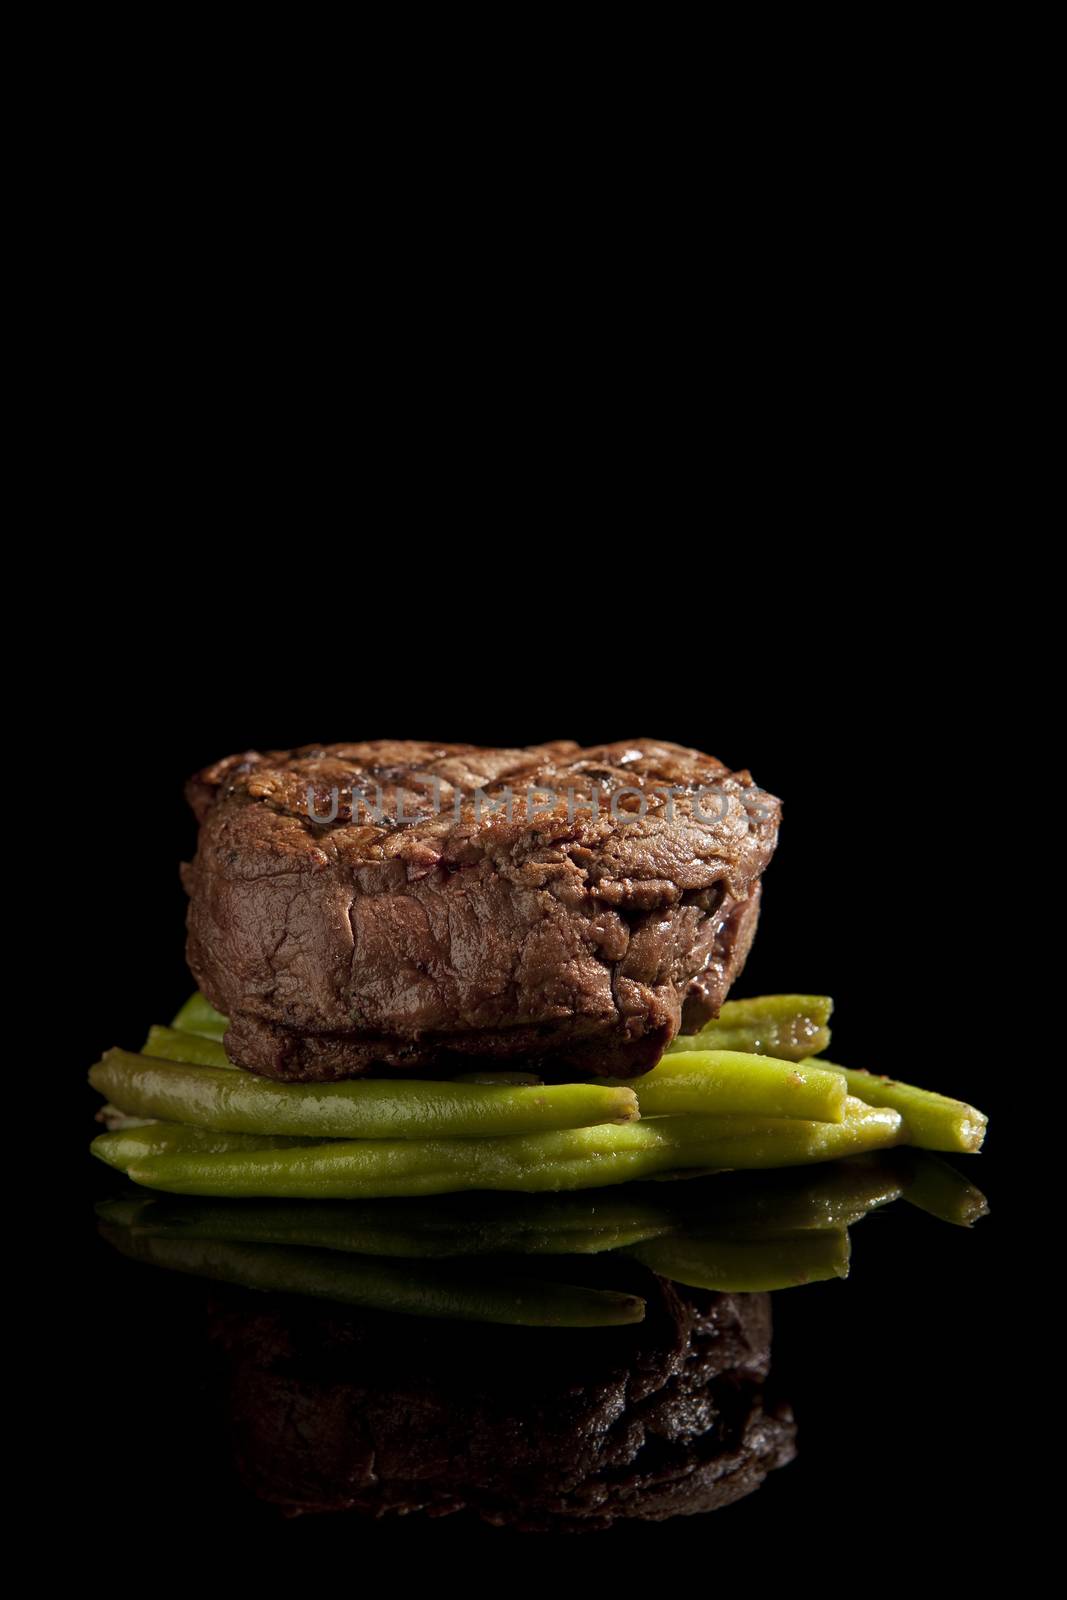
xmin=182 ymin=739 xmax=781 ymax=1080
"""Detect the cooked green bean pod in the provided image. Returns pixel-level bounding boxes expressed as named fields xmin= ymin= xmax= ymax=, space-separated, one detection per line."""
xmin=811 ymin=1059 xmax=987 ymax=1153
xmin=170 ymin=993 xmax=228 ymax=1040
xmin=89 ymin=1050 xmax=638 ymax=1141
xmin=669 ymin=994 xmax=833 ymax=1061
xmin=143 ymin=1026 xmax=234 ymax=1069
xmin=630 ymin=1050 xmax=847 ymax=1122
xmin=92 ymin=1123 xmax=317 ymax=1172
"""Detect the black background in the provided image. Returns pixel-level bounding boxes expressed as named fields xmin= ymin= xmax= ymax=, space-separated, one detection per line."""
xmin=61 ymin=601 xmax=1007 ymax=1563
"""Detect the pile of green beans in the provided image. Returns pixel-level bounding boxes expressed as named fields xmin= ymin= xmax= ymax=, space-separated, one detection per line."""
xmin=108 ymin=1099 xmax=903 ymax=1199
xmin=88 ymin=992 xmax=988 ymax=1201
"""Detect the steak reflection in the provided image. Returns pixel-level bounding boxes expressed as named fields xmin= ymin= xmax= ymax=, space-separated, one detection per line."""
xmin=202 ymin=1270 xmax=794 ymax=1529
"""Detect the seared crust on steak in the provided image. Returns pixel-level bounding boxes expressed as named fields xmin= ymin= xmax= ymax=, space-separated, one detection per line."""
xmin=182 ymin=740 xmax=780 ymax=1080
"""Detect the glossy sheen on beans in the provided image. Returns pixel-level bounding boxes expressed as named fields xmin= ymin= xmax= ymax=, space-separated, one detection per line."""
xmin=628 ymin=1050 xmax=847 ymax=1123
xmin=89 ymin=1049 xmax=639 ymax=1140
xmin=91 ymin=1123 xmax=317 ymax=1171
xmin=124 ymin=1100 xmax=904 ymax=1199
xmin=143 ymin=1026 xmax=233 ymax=1069
xmin=668 ymin=993 xmax=834 ymax=1062
xmin=813 ymin=1060 xmax=987 ymax=1152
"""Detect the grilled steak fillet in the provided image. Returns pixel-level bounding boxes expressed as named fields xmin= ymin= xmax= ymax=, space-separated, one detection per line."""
xmin=183 ymin=739 xmax=781 ymax=1080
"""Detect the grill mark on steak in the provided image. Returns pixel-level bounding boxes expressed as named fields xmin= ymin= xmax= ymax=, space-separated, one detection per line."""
xmin=183 ymin=739 xmax=781 ymax=1080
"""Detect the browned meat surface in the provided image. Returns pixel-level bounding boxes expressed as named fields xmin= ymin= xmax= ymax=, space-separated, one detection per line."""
xmin=183 ymin=739 xmax=780 ymax=1080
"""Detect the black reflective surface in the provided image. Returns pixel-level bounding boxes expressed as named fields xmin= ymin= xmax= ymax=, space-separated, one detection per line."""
xmin=78 ymin=1146 xmax=998 ymax=1547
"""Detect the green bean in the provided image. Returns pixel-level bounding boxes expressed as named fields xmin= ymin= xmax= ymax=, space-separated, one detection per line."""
xmin=97 ymin=1227 xmax=646 ymax=1326
xmin=892 ymin=1150 xmax=990 ymax=1227
xmin=92 ymin=1124 xmax=318 ymax=1172
xmin=669 ymin=994 xmax=833 ymax=1061
xmin=630 ymin=1050 xmax=847 ymax=1123
xmin=124 ymin=1098 xmax=902 ymax=1198
xmin=143 ymin=1026 xmax=234 ymax=1069
xmin=628 ymin=1228 xmax=850 ymax=1291
xmin=812 ymin=1059 xmax=987 ymax=1153
xmin=170 ymin=993 xmax=228 ymax=1040
xmin=89 ymin=1049 xmax=639 ymax=1141
xmin=95 ymin=1192 xmax=674 ymax=1257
